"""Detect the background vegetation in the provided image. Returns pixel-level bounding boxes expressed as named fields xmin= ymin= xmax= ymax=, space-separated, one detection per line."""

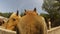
xmin=0 ymin=12 xmax=12 ymax=18
xmin=42 ymin=0 xmax=60 ymax=27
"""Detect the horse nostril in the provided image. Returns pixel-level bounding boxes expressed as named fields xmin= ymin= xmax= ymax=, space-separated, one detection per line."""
xmin=3 ymin=21 xmax=5 ymax=24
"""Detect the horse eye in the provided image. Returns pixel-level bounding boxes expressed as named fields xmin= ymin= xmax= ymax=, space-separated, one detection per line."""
xmin=13 ymin=18 xmax=16 ymax=21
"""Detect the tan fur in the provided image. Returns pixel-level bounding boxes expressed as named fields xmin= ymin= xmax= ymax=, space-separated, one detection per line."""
xmin=17 ymin=8 xmax=48 ymax=34
xmin=5 ymin=12 xmax=21 ymax=30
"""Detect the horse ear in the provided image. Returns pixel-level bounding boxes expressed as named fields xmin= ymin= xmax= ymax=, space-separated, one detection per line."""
xmin=16 ymin=10 xmax=19 ymax=16
xmin=25 ymin=9 xmax=26 ymax=12
xmin=34 ymin=8 xmax=36 ymax=12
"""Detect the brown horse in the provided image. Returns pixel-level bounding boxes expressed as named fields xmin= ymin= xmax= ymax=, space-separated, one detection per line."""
xmin=4 ymin=10 xmax=21 ymax=31
xmin=17 ymin=8 xmax=48 ymax=34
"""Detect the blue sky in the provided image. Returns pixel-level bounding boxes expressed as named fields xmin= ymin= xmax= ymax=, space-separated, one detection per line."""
xmin=0 ymin=0 xmax=46 ymax=14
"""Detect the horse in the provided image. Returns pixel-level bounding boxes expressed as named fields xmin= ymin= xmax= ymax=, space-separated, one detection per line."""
xmin=4 ymin=10 xmax=21 ymax=31
xmin=17 ymin=8 xmax=48 ymax=34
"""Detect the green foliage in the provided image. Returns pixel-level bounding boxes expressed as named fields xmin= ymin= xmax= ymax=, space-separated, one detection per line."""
xmin=0 ymin=12 xmax=3 ymax=16
xmin=42 ymin=0 xmax=60 ymax=27
xmin=20 ymin=12 xmax=24 ymax=17
xmin=0 ymin=12 xmax=12 ymax=18
xmin=40 ymin=13 xmax=49 ymax=19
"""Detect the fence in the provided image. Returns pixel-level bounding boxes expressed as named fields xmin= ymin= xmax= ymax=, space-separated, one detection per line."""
xmin=0 ymin=26 xmax=60 ymax=34
xmin=0 ymin=28 xmax=16 ymax=34
xmin=48 ymin=26 xmax=60 ymax=34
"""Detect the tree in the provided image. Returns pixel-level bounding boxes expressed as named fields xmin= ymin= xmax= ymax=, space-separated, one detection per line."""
xmin=42 ymin=0 xmax=60 ymax=27
xmin=0 ymin=12 xmax=12 ymax=18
